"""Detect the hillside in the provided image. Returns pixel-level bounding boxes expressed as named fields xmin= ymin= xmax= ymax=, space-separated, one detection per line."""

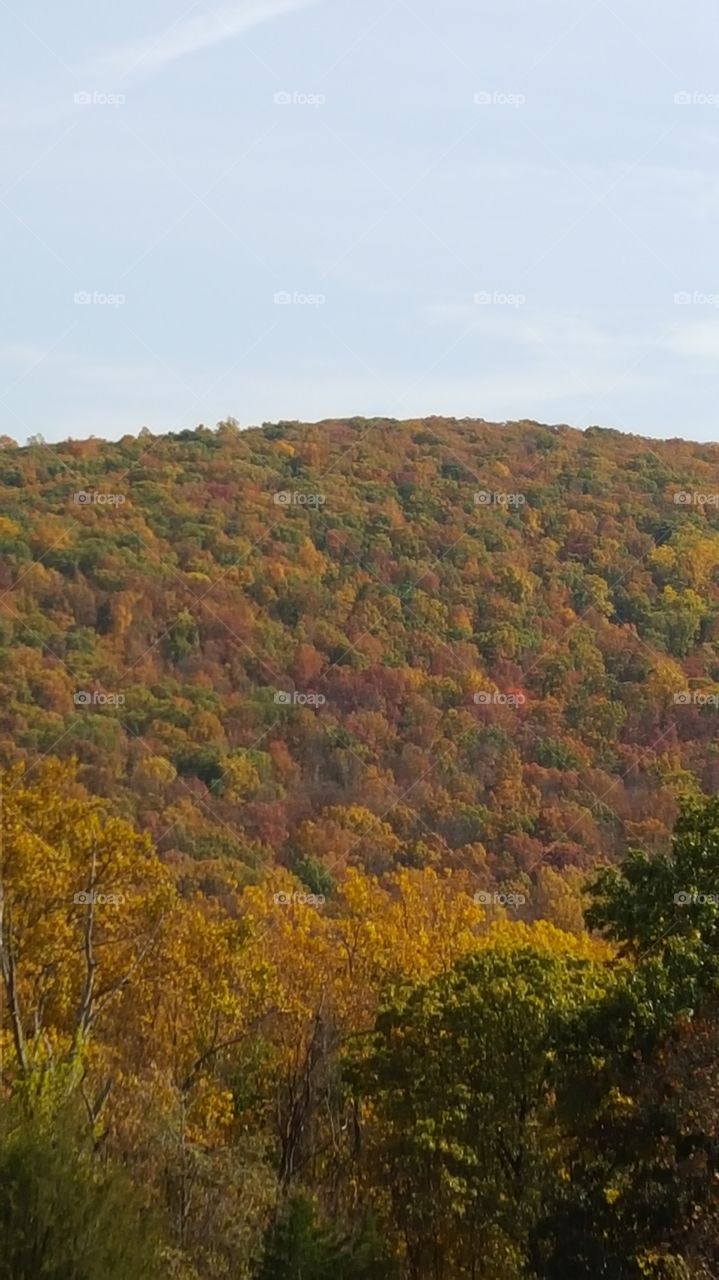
xmin=2 ymin=416 xmax=719 ymax=899
xmin=4 ymin=416 xmax=719 ymax=1277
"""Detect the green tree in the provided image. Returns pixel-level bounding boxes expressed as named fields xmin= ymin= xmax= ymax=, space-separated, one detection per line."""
xmin=349 ymin=947 xmax=606 ymax=1280
xmin=0 ymin=1106 xmax=161 ymax=1280
xmin=256 ymin=1196 xmax=396 ymax=1280
xmin=531 ymin=796 xmax=719 ymax=1279
xmin=586 ymin=794 xmax=719 ymax=977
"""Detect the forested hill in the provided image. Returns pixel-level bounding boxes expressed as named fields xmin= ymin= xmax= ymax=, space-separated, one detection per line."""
xmin=2 ymin=416 xmax=719 ymax=896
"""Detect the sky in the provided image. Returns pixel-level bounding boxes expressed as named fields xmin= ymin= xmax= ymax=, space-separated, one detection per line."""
xmin=2 ymin=0 xmax=719 ymax=443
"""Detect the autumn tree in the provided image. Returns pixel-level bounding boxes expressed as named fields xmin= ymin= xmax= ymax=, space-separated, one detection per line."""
xmin=348 ymin=943 xmax=608 ymax=1280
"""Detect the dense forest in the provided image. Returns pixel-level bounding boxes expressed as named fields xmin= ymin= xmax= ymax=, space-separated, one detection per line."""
xmin=2 ymin=417 xmax=719 ymax=900
xmin=1 ymin=417 xmax=719 ymax=1276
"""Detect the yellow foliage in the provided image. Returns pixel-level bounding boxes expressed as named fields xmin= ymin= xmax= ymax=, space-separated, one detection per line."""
xmin=479 ymin=918 xmax=614 ymax=963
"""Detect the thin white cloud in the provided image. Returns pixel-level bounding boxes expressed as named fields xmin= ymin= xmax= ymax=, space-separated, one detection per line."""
xmin=424 ymin=303 xmax=719 ymax=368
xmin=0 ymin=0 xmax=321 ymax=130
xmin=96 ymin=0 xmax=320 ymax=81
xmin=422 ymin=304 xmax=649 ymax=354
xmin=663 ymin=320 xmax=719 ymax=358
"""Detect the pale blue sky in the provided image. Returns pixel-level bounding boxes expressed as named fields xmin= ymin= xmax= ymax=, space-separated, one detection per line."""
xmin=2 ymin=0 xmax=719 ymax=442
